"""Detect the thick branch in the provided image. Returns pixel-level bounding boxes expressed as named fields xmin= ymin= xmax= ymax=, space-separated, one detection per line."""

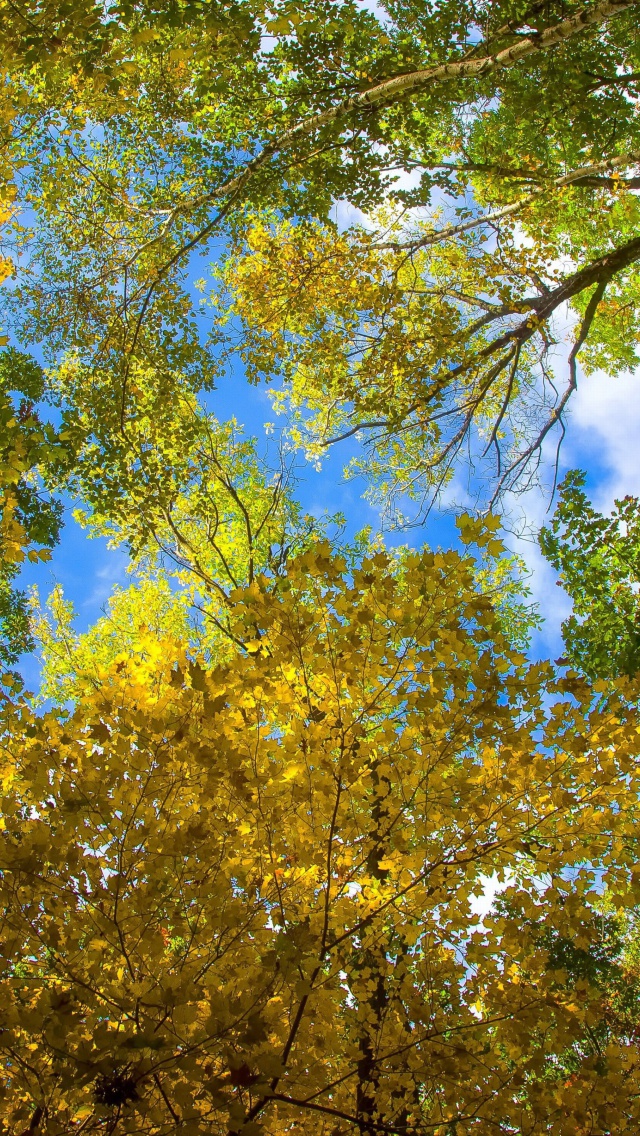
xmin=490 ymin=275 xmax=611 ymax=501
xmin=178 ymin=0 xmax=634 ymax=223
xmin=531 ymin=234 xmax=640 ymax=317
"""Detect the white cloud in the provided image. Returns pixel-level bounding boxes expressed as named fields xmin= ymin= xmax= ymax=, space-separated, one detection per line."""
xmin=569 ymin=365 xmax=640 ymax=505
xmin=500 ymin=362 xmax=640 ymax=659
xmin=81 ymin=548 xmax=130 ymax=612
xmin=356 ymin=0 xmax=390 ymax=21
xmin=502 ymin=491 xmax=573 ymax=660
xmin=330 ymin=199 xmax=370 ymax=231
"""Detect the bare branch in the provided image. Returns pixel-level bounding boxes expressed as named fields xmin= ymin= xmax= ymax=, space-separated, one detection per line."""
xmin=490 ymin=274 xmax=611 ymax=503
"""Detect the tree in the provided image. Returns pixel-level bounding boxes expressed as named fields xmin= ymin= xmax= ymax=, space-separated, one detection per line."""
xmin=2 ymin=542 xmax=640 ymax=1134
xmin=30 ymin=512 xmax=539 ymax=705
xmin=0 ymin=0 xmax=259 ymax=82
xmin=1 ymin=0 xmax=638 ymax=513
xmin=214 ymin=191 xmax=640 ymax=518
xmin=28 ymin=391 xmax=334 ymax=702
xmin=540 ymin=470 xmax=640 ymax=680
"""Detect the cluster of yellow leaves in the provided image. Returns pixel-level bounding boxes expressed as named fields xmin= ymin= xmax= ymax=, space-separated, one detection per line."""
xmin=0 ymin=490 xmax=27 ymax=568
xmin=2 ymin=546 xmax=640 ymax=1134
xmin=211 ymin=214 xmax=558 ymax=520
xmin=0 ymin=257 xmax=11 ymax=289
xmin=216 ymin=214 xmax=546 ymax=433
xmin=0 ymin=171 xmax=14 ymax=294
xmin=31 ymin=576 xmax=193 ymax=705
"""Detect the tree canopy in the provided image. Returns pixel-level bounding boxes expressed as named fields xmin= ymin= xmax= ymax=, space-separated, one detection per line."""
xmin=540 ymin=472 xmax=640 ymax=680
xmin=0 ymin=0 xmax=639 ymax=516
xmin=0 ymin=2 xmax=640 ymax=1132
xmin=4 ymin=544 xmax=640 ymax=1134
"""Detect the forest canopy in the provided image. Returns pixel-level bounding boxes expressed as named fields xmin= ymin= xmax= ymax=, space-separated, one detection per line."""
xmin=1 ymin=0 xmax=640 ymax=520
xmin=1 ymin=2 xmax=640 ymax=1133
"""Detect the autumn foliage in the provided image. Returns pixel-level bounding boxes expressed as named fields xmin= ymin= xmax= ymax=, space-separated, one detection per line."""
xmin=1 ymin=546 xmax=640 ymax=1134
xmin=2 ymin=2 xmax=640 ymax=1132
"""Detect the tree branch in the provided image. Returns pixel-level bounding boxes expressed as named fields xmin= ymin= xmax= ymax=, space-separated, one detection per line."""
xmin=375 ymin=151 xmax=640 ymax=253
xmin=490 ymin=274 xmax=611 ymax=502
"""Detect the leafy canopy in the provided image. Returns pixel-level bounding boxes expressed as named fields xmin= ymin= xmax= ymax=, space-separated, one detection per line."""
xmin=1 ymin=8 xmax=640 ymax=1132
xmin=3 ymin=545 xmax=640 ymax=1134
xmin=0 ymin=0 xmax=639 ymax=514
xmin=541 ymin=470 xmax=640 ymax=680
